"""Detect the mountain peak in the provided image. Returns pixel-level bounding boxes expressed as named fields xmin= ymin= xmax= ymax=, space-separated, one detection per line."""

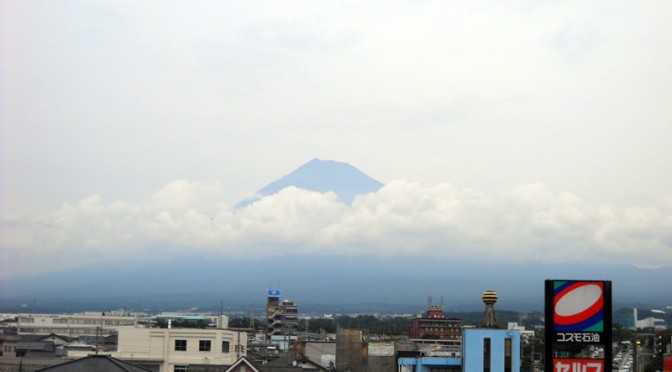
xmin=239 ymin=159 xmax=383 ymax=206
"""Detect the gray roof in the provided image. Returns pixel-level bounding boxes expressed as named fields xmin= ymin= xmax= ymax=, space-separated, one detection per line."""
xmin=19 ymin=334 xmax=72 ymax=343
xmin=39 ymin=334 xmax=74 ymax=342
xmin=17 ymin=341 xmax=56 ymax=351
xmin=36 ymin=355 xmax=153 ymax=372
xmin=0 ymin=333 xmax=20 ymax=342
xmin=224 ymin=357 xmax=262 ymax=372
xmin=188 ymin=365 xmax=231 ymax=372
xmin=259 ymin=355 xmax=325 ymax=372
xmin=21 ymin=350 xmax=59 ymax=359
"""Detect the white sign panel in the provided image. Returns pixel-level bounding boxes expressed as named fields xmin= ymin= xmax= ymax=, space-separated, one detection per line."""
xmin=368 ymin=342 xmax=394 ymax=356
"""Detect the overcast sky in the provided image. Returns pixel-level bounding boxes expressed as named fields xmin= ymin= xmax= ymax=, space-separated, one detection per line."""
xmin=1 ymin=1 xmax=671 ymax=278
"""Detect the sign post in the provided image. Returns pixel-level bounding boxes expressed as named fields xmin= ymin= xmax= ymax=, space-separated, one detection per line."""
xmin=545 ymin=280 xmax=612 ymax=372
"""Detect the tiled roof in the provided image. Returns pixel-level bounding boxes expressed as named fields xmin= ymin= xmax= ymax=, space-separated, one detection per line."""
xmin=17 ymin=341 xmax=56 ymax=351
xmin=36 ymin=355 xmax=153 ymax=372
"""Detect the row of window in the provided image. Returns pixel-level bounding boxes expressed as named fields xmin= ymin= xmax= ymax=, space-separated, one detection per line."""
xmin=17 ymin=328 xmax=115 ymax=335
xmin=51 ymin=319 xmax=134 ymax=325
xmin=19 ymin=317 xmax=134 ymax=325
xmin=174 ymin=340 xmax=231 ymax=352
xmin=420 ymin=327 xmax=460 ymax=331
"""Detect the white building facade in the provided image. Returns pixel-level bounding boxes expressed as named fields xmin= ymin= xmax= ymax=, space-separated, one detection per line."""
xmin=114 ymin=327 xmax=247 ymax=372
xmin=15 ymin=313 xmax=137 ymax=336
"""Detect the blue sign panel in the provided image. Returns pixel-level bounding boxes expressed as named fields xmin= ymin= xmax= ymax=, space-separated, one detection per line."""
xmin=268 ymin=290 xmax=281 ymax=297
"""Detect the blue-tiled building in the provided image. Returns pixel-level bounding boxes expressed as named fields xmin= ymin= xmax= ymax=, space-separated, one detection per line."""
xmin=397 ymin=356 xmax=462 ymax=372
xmin=397 ymin=328 xmax=521 ymax=372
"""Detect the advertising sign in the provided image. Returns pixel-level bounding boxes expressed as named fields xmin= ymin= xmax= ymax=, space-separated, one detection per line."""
xmin=664 ymin=355 xmax=672 ymax=372
xmin=545 ymin=280 xmax=612 ymax=372
xmin=552 ymin=358 xmax=604 ymax=372
xmin=268 ymin=290 xmax=281 ymax=297
xmin=548 ymin=280 xmax=609 ymax=344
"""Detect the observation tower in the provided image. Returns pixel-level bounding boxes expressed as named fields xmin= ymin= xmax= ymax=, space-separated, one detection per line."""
xmin=481 ymin=290 xmax=498 ymax=328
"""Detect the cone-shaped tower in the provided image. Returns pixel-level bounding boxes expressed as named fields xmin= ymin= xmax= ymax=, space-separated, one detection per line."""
xmin=481 ymin=290 xmax=498 ymax=328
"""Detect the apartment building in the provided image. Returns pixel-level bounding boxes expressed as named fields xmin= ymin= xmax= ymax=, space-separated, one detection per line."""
xmin=15 ymin=313 xmax=137 ymax=336
xmin=114 ymin=327 xmax=247 ymax=372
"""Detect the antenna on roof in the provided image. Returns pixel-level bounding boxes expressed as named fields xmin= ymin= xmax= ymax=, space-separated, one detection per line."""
xmin=249 ymin=303 xmax=256 ymax=329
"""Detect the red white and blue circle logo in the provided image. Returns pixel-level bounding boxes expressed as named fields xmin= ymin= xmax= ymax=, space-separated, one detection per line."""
xmin=553 ymin=281 xmax=604 ymax=332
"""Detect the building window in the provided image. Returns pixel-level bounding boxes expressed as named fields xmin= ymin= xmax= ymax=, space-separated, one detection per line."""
xmin=483 ymin=337 xmax=491 ymax=372
xmin=222 ymin=341 xmax=230 ymax=353
xmin=174 ymin=365 xmax=188 ymax=372
xmin=175 ymin=339 xmax=187 ymax=351
xmin=199 ymin=340 xmax=211 ymax=351
xmin=504 ymin=338 xmax=512 ymax=372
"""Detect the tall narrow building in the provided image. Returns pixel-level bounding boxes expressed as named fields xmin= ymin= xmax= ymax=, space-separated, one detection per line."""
xmin=266 ymin=291 xmax=299 ymax=341
xmin=266 ymin=290 xmax=281 ymax=342
xmin=280 ymin=300 xmax=299 ymax=334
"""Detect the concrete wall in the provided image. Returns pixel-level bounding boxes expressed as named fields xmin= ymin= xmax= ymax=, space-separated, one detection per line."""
xmin=304 ymin=341 xmax=335 ymax=368
xmin=336 ymin=329 xmax=367 ymax=372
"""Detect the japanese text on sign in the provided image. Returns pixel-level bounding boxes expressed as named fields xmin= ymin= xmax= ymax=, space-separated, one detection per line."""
xmin=554 ymin=359 xmax=603 ymax=372
xmin=555 ymin=332 xmax=600 ymax=343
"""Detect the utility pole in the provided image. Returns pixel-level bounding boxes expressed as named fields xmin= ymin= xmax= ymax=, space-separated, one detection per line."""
xmin=95 ymin=325 xmax=100 ymax=355
xmin=531 ymin=340 xmax=535 ymax=372
xmin=249 ymin=303 xmax=255 ymax=330
xmin=220 ymin=301 xmax=224 ymax=329
xmin=633 ymin=339 xmax=639 ymax=372
xmin=236 ymin=331 xmax=241 ymax=359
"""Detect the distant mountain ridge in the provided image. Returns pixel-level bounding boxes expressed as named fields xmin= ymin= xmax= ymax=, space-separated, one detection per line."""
xmin=4 ymin=158 xmax=670 ymax=315
xmin=238 ymin=158 xmax=384 ymax=207
xmin=1 ymin=255 xmax=669 ymax=313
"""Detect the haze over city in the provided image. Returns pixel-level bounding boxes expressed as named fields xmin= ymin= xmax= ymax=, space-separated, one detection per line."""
xmin=1 ymin=1 xmax=671 ymax=310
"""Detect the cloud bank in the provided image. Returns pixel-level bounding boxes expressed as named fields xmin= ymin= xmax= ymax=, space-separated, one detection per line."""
xmin=2 ymin=180 xmax=671 ymax=279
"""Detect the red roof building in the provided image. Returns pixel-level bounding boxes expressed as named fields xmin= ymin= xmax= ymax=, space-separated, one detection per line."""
xmin=408 ymin=300 xmax=462 ymax=341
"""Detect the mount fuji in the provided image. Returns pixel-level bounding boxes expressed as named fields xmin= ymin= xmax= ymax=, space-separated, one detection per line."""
xmin=1 ymin=159 xmax=670 ymax=314
xmin=238 ymin=158 xmax=384 ymax=207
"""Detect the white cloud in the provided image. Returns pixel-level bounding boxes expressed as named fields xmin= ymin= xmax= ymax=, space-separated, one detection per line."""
xmin=1 ymin=1 xmax=671 ymax=279
xmin=2 ymin=180 xmax=670 ymax=278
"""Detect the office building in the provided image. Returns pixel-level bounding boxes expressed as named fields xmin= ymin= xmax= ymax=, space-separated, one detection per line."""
xmin=408 ymin=297 xmax=462 ymax=341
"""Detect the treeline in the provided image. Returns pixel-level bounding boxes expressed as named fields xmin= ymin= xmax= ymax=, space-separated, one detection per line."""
xmin=229 ymin=315 xmax=411 ymax=335
xmin=228 ymin=311 xmax=544 ymax=335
